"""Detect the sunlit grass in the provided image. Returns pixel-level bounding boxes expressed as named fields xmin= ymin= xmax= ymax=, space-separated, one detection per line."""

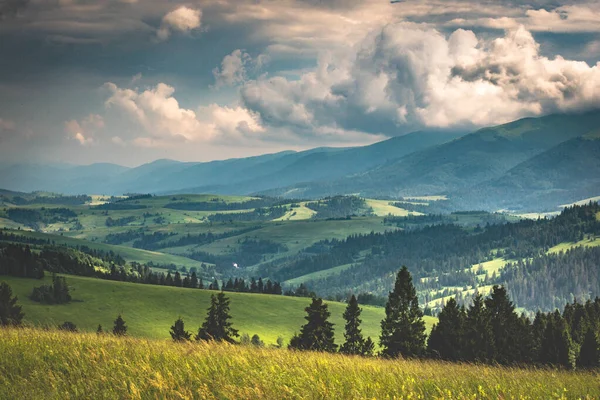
xmin=1 ymin=327 xmax=598 ymax=399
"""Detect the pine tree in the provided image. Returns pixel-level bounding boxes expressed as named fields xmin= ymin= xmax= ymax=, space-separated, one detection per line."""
xmin=362 ymin=337 xmax=375 ymax=357
xmin=113 ymin=314 xmax=127 ymax=336
xmin=170 ymin=317 xmax=191 ymax=342
xmin=190 ymin=272 xmax=199 ymax=289
xmin=540 ymin=311 xmax=575 ymax=369
xmin=380 ymin=267 xmax=426 ymax=358
xmin=196 ymin=293 xmax=238 ymax=342
xmin=340 ymin=295 xmax=367 ymax=355
xmin=577 ymin=328 xmax=599 ymax=369
xmin=96 ymin=324 xmax=103 ymax=334
xmin=0 ymin=282 xmax=24 ymax=326
xmin=196 ymin=295 xmax=218 ymax=341
xmin=427 ymin=297 xmax=466 ymax=361
xmin=463 ymin=293 xmax=494 ymax=362
xmin=215 ymin=292 xmax=238 ymax=342
xmin=289 ymin=297 xmax=337 ymax=352
xmin=484 ymin=285 xmax=521 ymax=364
xmin=174 ymin=272 xmax=182 ymax=287
xmin=58 ymin=321 xmax=77 ymax=332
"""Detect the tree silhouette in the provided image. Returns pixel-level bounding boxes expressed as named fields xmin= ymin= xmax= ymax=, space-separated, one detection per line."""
xmin=340 ymin=295 xmax=369 ymax=356
xmin=196 ymin=293 xmax=238 ymax=343
xmin=113 ymin=314 xmax=127 ymax=336
xmin=427 ymin=297 xmax=466 ymax=361
xmin=170 ymin=317 xmax=191 ymax=341
xmin=380 ymin=267 xmax=425 ymax=358
xmin=0 ymin=282 xmax=24 ymax=326
xmin=289 ymin=297 xmax=337 ymax=352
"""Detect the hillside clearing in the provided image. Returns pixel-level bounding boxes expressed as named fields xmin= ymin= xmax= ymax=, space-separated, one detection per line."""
xmin=2 ymin=275 xmax=435 ymax=345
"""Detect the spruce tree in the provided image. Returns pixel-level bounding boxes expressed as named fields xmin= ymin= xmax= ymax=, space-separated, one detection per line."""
xmin=463 ymin=293 xmax=494 ymax=362
xmin=96 ymin=324 xmax=103 ymax=334
xmin=540 ymin=311 xmax=575 ymax=369
xmin=190 ymin=272 xmax=199 ymax=289
xmin=0 ymin=282 xmax=24 ymax=326
xmin=484 ymin=285 xmax=521 ymax=364
xmin=113 ymin=314 xmax=127 ymax=336
xmin=196 ymin=293 xmax=238 ymax=342
xmin=289 ymin=297 xmax=337 ymax=352
xmin=215 ymin=292 xmax=238 ymax=342
xmin=380 ymin=266 xmax=426 ymax=358
xmin=170 ymin=317 xmax=191 ymax=341
xmin=577 ymin=328 xmax=599 ymax=369
xmin=427 ymin=297 xmax=466 ymax=361
xmin=340 ymin=295 xmax=367 ymax=355
xmin=196 ymin=295 xmax=218 ymax=341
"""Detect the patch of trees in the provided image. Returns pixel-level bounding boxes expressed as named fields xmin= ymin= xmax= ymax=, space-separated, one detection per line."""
xmin=499 ymin=246 xmax=600 ymax=311
xmin=428 ymin=286 xmax=600 ymax=369
xmin=221 ymin=277 xmax=283 ymax=295
xmin=93 ymin=203 xmax=147 ymax=210
xmin=206 ymin=206 xmax=287 ymax=223
xmin=279 ymin=203 xmax=600 ymax=303
xmin=0 ymin=244 xmax=45 ymax=279
xmin=30 ymin=275 xmax=71 ymax=304
xmin=306 ymin=196 xmax=373 ymax=219
xmin=105 ymin=216 xmax=137 ymax=227
xmin=8 ymin=195 xmax=91 ymax=206
xmin=188 ymin=238 xmax=287 ymax=270
xmin=5 ymin=208 xmax=42 ymax=228
xmin=164 ymin=197 xmax=293 ymax=211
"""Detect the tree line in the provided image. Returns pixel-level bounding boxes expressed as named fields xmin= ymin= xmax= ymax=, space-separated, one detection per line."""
xmin=2 ymin=265 xmax=600 ymax=369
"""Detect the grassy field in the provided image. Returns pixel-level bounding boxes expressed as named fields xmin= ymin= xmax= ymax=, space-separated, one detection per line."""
xmin=284 ymin=263 xmax=355 ymax=286
xmin=2 ymin=274 xmax=435 ymax=346
xmin=1 ymin=328 xmax=598 ymax=399
xmin=547 ymin=237 xmax=600 ymax=254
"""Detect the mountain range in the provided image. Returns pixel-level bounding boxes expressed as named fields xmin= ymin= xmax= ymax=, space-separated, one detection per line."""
xmin=1 ymin=110 xmax=599 ymax=212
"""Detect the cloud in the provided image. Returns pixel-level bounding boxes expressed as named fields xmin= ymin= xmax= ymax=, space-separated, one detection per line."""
xmin=157 ymin=6 xmax=202 ymax=41
xmin=103 ymin=82 xmax=265 ymax=146
xmin=64 ymin=114 xmax=103 ymax=145
xmin=213 ymin=49 xmax=251 ymax=87
xmin=239 ymin=24 xmax=600 ymax=136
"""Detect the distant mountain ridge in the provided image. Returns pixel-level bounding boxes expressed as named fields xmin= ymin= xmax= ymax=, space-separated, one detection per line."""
xmin=0 ymin=110 xmax=599 ymax=212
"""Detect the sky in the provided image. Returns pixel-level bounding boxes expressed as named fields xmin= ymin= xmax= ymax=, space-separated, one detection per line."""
xmin=0 ymin=0 xmax=599 ymax=166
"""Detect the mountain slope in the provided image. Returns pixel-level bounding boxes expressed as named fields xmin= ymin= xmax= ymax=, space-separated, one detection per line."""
xmin=266 ymin=110 xmax=600 ymax=199
xmin=460 ymin=134 xmax=600 ymax=211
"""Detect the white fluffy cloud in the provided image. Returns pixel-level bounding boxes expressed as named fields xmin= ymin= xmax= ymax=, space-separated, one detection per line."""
xmin=103 ymin=82 xmax=265 ymax=146
xmin=240 ymin=24 xmax=600 ymax=135
xmin=157 ymin=6 xmax=202 ymax=41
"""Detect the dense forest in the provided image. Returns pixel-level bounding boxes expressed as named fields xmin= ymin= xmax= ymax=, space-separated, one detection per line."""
xmin=271 ymin=203 xmax=600 ymax=311
xmin=306 ymin=196 xmax=373 ymax=219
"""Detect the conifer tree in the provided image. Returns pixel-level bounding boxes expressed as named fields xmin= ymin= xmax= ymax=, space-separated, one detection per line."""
xmin=485 ymin=285 xmax=521 ymax=364
xmin=380 ymin=266 xmax=426 ymax=358
xmin=174 ymin=272 xmax=182 ymax=287
xmin=427 ymin=297 xmax=466 ymax=361
xmin=196 ymin=293 xmax=238 ymax=342
xmin=170 ymin=317 xmax=191 ymax=341
xmin=540 ymin=311 xmax=575 ymax=369
xmin=196 ymin=295 xmax=218 ymax=341
xmin=113 ymin=314 xmax=127 ymax=336
xmin=0 ymin=282 xmax=24 ymax=326
xmin=251 ymin=334 xmax=264 ymax=347
xmin=96 ymin=324 xmax=103 ymax=334
xmin=577 ymin=328 xmax=599 ymax=369
xmin=289 ymin=297 xmax=337 ymax=352
xmin=463 ymin=293 xmax=494 ymax=362
xmin=190 ymin=272 xmax=199 ymax=289
xmin=340 ymin=295 xmax=367 ymax=355
xmin=362 ymin=337 xmax=375 ymax=357
xmin=198 ymin=278 xmax=204 ymax=289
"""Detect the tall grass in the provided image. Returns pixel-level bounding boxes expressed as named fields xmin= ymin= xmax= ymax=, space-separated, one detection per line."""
xmin=1 ymin=327 xmax=599 ymax=399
